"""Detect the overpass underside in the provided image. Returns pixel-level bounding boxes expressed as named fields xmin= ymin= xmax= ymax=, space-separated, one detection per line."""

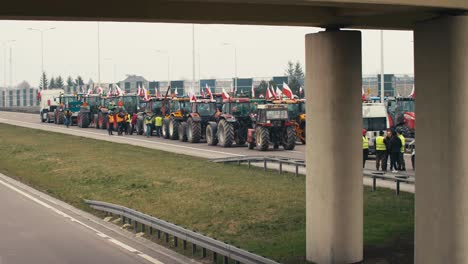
xmin=1 ymin=1 xmax=467 ymax=263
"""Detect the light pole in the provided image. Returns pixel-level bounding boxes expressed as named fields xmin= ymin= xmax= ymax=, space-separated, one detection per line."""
xmin=221 ymin=42 xmax=237 ymax=94
xmin=155 ymin=50 xmax=170 ymax=86
xmin=97 ymin=22 xmax=101 ymax=88
xmin=1 ymin=40 xmax=15 ymax=88
xmin=28 ymin=27 xmax=56 ymax=89
xmin=380 ymin=30 xmax=384 ymax=102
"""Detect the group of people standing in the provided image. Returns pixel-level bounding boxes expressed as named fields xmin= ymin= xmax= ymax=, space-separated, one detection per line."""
xmin=363 ymin=128 xmax=407 ymax=173
xmin=107 ymin=109 xmax=138 ymax=136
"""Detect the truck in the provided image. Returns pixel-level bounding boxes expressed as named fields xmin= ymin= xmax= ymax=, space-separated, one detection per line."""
xmin=39 ymin=89 xmax=64 ymax=123
xmin=387 ymin=96 xmax=415 ymax=138
xmin=362 ymin=102 xmax=389 ymax=155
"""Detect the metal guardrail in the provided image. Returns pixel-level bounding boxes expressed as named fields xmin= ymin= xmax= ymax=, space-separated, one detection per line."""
xmin=211 ymin=156 xmax=305 ymax=176
xmin=212 ymin=156 xmax=415 ymax=195
xmin=0 ymin=106 xmax=39 ymax=114
xmin=85 ymin=200 xmax=279 ymax=264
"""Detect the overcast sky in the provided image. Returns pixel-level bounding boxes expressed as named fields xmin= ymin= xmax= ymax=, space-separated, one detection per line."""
xmin=0 ymin=20 xmax=414 ymax=87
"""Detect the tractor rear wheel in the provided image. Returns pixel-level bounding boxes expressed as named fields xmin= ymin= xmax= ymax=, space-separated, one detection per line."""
xmin=179 ymin=122 xmax=188 ymax=142
xmin=256 ymin=126 xmax=269 ymax=151
xmin=187 ymin=118 xmax=201 ymax=143
xmin=283 ymin=126 xmax=296 ymax=150
xmin=81 ymin=113 xmax=90 ymax=128
xmin=206 ymin=122 xmax=218 ymax=146
xmin=162 ymin=119 xmax=170 ymax=139
xmin=218 ymin=119 xmax=234 ymax=148
xmin=169 ymin=118 xmax=180 ymax=140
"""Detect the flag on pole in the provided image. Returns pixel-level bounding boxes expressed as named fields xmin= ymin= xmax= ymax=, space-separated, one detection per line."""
xmin=266 ymin=86 xmax=272 ymax=100
xmin=205 ymin=84 xmax=213 ymax=100
xmin=174 ymin=88 xmax=178 ymax=97
xmin=276 ymin=86 xmax=282 ymax=99
xmin=361 ymin=87 xmax=366 ymax=101
xmin=282 ymin=82 xmax=294 ymax=99
xmin=221 ymin=88 xmax=230 ymax=100
xmin=96 ymin=87 xmax=103 ymax=95
xmin=270 ymin=86 xmax=277 ymax=100
xmin=114 ymin=84 xmax=124 ymax=96
xmin=137 ymin=85 xmax=142 ymax=97
xmin=87 ymin=87 xmax=93 ymax=95
xmin=107 ymin=86 xmax=112 ymax=96
xmin=299 ymin=86 xmax=303 ymax=96
xmin=409 ymin=85 xmax=415 ymax=99
xmin=251 ymin=84 xmax=255 ymax=98
xmin=143 ymin=86 xmax=150 ymax=100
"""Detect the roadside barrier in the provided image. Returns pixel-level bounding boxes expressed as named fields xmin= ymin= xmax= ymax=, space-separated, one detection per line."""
xmin=85 ymin=200 xmax=280 ymax=264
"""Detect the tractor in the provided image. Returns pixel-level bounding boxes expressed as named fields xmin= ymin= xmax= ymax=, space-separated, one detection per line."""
xmin=206 ymin=98 xmax=253 ymax=147
xmin=54 ymin=94 xmax=83 ymax=125
xmin=247 ymin=104 xmax=296 ymax=151
xmin=387 ymin=97 xmax=415 ymax=138
xmin=178 ymin=99 xmax=218 ymax=143
xmin=162 ymin=97 xmax=191 ymax=140
xmin=77 ymin=94 xmax=101 ymax=128
xmin=273 ymin=99 xmax=306 ymax=144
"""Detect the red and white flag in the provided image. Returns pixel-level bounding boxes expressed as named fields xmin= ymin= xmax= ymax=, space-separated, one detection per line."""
xmin=137 ymin=85 xmax=142 ymax=96
xmin=251 ymin=84 xmax=255 ymax=98
xmin=96 ymin=87 xmax=103 ymax=95
xmin=221 ymin=88 xmax=230 ymax=100
xmin=114 ymin=84 xmax=124 ymax=96
xmin=409 ymin=85 xmax=415 ymax=99
xmin=189 ymin=89 xmax=197 ymax=102
xmin=282 ymin=82 xmax=294 ymax=99
xmin=276 ymin=86 xmax=282 ymax=98
xmin=266 ymin=86 xmax=273 ymax=100
xmin=270 ymin=86 xmax=277 ymax=100
xmin=361 ymin=87 xmax=366 ymax=101
xmin=299 ymin=86 xmax=303 ymax=95
xmin=174 ymin=88 xmax=178 ymax=97
xmin=205 ymin=84 xmax=213 ymax=100
xmin=143 ymin=86 xmax=150 ymax=100
xmin=107 ymin=86 xmax=112 ymax=96
xmin=87 ymin=87 xmax=93 ymax=95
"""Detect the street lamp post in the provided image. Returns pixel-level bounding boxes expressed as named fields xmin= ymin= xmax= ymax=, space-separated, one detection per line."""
xmin=28 ymin=27 xmax=56 ymax=89
xmin=1 ymin=40 xmax=15 ymax=88
xmin=221 ymin=42 xmax=237 ymax=94
xmin=380 ymin=30 xmax=384 ymax=103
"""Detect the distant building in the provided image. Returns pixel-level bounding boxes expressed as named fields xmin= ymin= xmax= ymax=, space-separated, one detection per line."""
xmin=118 ymin=75 xmax=149 ymax=94
xmin=0 ymin=82 xmax=39 ymax=107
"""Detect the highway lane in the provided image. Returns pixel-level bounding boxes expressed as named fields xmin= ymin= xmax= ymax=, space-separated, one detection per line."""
xmin=0 ymin=173 xmax=197 ymax=264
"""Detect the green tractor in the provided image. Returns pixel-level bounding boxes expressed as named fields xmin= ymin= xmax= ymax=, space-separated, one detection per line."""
xmin=77 ymin=94 xmax=101 ymax=128
xmin=247 ymin=104 xmax=296 ymax=151
xmin=54 ymin=94 xmax=83 ymax=125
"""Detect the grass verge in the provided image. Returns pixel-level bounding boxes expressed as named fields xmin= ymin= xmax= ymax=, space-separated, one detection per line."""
xmin=0 ymin=124 xmax=414 ymax=263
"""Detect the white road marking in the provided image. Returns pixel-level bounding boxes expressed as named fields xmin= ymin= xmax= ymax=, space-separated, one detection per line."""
xmin=0 ymin=177 xmax=165 ymax=264
xmin=0 ymin=117 xmax=244 ymax=157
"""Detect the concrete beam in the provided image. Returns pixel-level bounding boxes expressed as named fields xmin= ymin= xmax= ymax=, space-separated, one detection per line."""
xmin=305 ymin=29 xmax=363 ymax=263
xmin=0 ymin=0 xmax=466 ymax=29
xmin=415 ymin=15 xmax=468 ymax=264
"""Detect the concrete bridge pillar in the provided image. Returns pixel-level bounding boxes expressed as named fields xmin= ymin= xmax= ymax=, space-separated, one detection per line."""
xmin=415 ymin=14 xmax=468 ymax=264
xmin=305 ymin=29 xmax=363 ymax=264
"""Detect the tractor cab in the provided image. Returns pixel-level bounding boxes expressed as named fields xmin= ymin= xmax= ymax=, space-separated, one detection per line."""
xmin=256 ymin=104 xmax=290 ymax=126
xmin=191 ymin=99 xmax=218 ymax=118
xmin=272 ymin=99 xmax=306 ymax=144
xmin=169 ymin=98 xmax=191 ymax=118
xmin=250 ymin=99 xmax=267 ymax=116
xmin=387 ymin=97 xmax=415 ymax=137
xmin=221 ymin=98 xmax=251 ymax=117
xmin=178 ymin=99 xmax=219 ymax=143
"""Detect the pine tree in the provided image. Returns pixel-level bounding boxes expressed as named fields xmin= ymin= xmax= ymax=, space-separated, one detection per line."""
xmin=66 ymin=76 xmax=75 ymax=87
xmin=49 ymin=77 xmax=56 ymax=89
xmin=39 ymin=72 xmax=48 ymax=90
xmin=75 ymin=76 xmax=84 ymax=86
xmin=56 ymin=76 xmax=64 ymax=88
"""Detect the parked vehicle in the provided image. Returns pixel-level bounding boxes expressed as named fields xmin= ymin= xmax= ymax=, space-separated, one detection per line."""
xmin=362 ymin=102 xmax=389 ymax=155
xmin=179 ymin=99 xmax=218 ymax=143
xmin=273 ymin=99 xmax=306 ymax=144
xmin=162 ymin=97 xmax=191 ymax=140
xmin=387 ymin=96 xmax=415 ymax=138
xmin=39 ymin=89 xmax=64 ymax=123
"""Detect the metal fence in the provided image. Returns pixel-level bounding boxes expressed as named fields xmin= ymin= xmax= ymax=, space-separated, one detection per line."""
xmin=85 ymin=200 xmax=279 ymax=264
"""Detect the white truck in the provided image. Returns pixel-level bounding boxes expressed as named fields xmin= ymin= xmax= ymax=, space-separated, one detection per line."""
xmin=362 ymin=102 xmax=389 ymax=155
xmin=39 ymin=89 xmax=64 ymax=123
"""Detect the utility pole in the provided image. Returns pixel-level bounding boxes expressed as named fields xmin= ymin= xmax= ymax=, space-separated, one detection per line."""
xmin=9 ymin=46 xmax=12 ymax=88
xmin=97 ymin=22 xmax=101 ymax=88
xmin=192 ymin=24 xmax=196 ymax=94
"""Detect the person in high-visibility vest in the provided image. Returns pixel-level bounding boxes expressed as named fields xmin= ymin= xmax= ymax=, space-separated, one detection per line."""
xmin=144 ymin=112 xmax=153 ymax=138
xmin=397 ymin=129 xmax=406 ymax=171
xmin=374 ymin=131 xmax=387 ymax=171
xmin=362 ymin=129 xmax=369 ymax=168
xmin=107 ymin=112 xmax=115 ymax=135
xmin=154 ymin=115 xmax=163 ymax=137
xmin=124 ymin=113 xmax=131 ymax=135
xmin=116 ymin=111 xmax=125 ymax=136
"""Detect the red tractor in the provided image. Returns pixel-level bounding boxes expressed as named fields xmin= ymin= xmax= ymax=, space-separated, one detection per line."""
xmin=387 ymin=97 xmax=415 ymax=137
xmin=179 ymin=99 xmax=218 ymax=143
xmin=247 ymin=104 xmax=296 ymax=151
xmin=206 ymin=98 xmax=253 ymax=147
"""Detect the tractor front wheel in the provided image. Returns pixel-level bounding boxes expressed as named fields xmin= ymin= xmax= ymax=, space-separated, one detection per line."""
xmin=256 ymin=126 xmax=269 ymax=151
xmin=169 ymin=118 xmax=180 ymax=140
xmin=206 ymin=122 xmax=218 ymax=146
xmin=187 ymin=118 xmax=201 ymax=143
xmin=283 ymin=126 xmax=296 ymax=150
xmin=162 ymin=119 xmax=170 ymax=139
xmin=179 ymin=122 xmax=188 ymax=142
xmin=218 ymin=119 xmax=234 ymax=148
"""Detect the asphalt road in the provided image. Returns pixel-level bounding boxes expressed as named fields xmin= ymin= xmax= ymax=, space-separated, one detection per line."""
xmin=0 ymin=173 xmax=197 ymax=264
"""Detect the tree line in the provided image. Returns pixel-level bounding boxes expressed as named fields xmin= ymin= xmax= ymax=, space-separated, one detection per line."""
xmin=39 ymin=73 xmax=85 ymax=90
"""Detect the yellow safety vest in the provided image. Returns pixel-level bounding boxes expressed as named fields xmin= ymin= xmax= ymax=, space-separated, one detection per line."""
xmin=145 ymin=116 xmax=152 ymax=125
xmin=155 ymin=116 xmax=163 ymax=127
xmin=363 ymin=136 xmax=369 ymax=149
xmin=127 ymin=114 xmax=131 ymax=123
xmin=375 ymin=136 xmax=386 ymax=151
xmin=399 ymin=134 xmax=405 ymax=153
